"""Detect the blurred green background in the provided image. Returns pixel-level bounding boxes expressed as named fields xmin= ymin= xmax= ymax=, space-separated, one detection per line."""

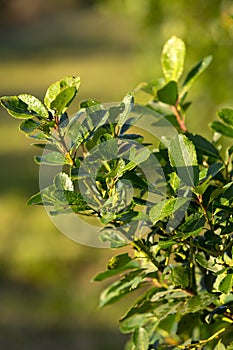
xmin=0 ymin=1 xmax=233 ymax=349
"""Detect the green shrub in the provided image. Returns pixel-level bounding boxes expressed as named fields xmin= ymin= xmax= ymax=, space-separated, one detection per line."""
xmin=1 ymin=36 xmax=232 ymax=349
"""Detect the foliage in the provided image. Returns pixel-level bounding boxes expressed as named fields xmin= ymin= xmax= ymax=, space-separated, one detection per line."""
xmin=1 ymin=36 xmax=233 ymax=349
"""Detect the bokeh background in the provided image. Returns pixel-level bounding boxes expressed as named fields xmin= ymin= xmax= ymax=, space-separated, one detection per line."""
xmin=0 ymin=1 xmax=233 ymax=349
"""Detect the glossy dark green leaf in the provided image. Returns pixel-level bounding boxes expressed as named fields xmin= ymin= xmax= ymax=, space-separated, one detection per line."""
xmin=218 ymin=108 xmax=233 ymax=127
xmin=50 ymin=86 xmax=76 ymax=115
xmin=20 ymin=118 xmax=41 ymax=133
xmin=161 ymin=36 xmax=186 ymax=82
xmin=0 ymin=95 xmax=33 ymax=119
xmin=80 ymin=99 xmax=100 ymax=108
xmin=168 ymin=134 xmax=199 ymax=186
xmin=210 ymin=121 xmax=233 ymax=138
xmin=157 ymin=81 xmax=178 ymax=105
xmin=27 ymin=191 xmax=43 ymax=206
xmin=169 ymin=265 xmax=189 ymax=288
xmin=107 ymin=253 xmax=132 ymax=270
xmin=93 ymin=260 xmax=140 ymax=282
xmin=186 ymin=133 xmax=221 ymax=159
xmin=181 ymin=55 xmax=212 ymax=97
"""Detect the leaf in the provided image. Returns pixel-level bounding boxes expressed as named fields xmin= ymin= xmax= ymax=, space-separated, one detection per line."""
xmin=169 ymin=265 xmax=189 ymax=288
xmin=181 ymin=55 xmax=212 ymax=97
xmin=117 ymin=93 xmax=134 ymax=128
xmin=226 ymin=342 xmax=233 ymax=350
xmin=210 ymin=121 xmax=233 ymax=138
xmin=99 ymin=229 xmax=129 ymax=248
xmin=44 ymin=76 xmax=80 ymax=113
xmin=218 ymin=274 xmax=233 ymax=294
xmin=195 ymin=252 xmax=221 ymax=272
xmin=18 ymin=94 xmax=49 ymax=119
xmin=0 ymin=95 xmax=34 ymax=119
xmin=34 ymin=151 xmax=66 ymax=165
xmin=50 ymin=86 xmax=76 ymax=115
xmin=20 ymin=118 xmax=41 ymax=133
xmin=168 ymin=134 xmax=199 ymax=186
xmin=93 ymin=260 xmax=140 ymax=282
xmin=132 ymin=327 xmax=149 ymax=350
xmin=54 ymin=173 xmax=74 ymax=191
xmin=149 ymin=197 xmax=189 ymax=225
xmin=107 ymin=253 xmax=132 ymax=270
xmin=214 ymin=341 xmax=226 ymax=350
xmin=80 ymin=99 xmax=100 ymax=108
xmin=98 ymin=269 xmax=145 ymax=308
xmin=157 ymin=81 xmax=178 ymax=105
xmin=161 ymin=36 xmax=186 ymax=82
xmin=186 ymin=133 xmax=221 ymax=159
xmin=27 ymin=192 xmax=43 ymax=206
xmin=218 ymin=108 xmax=233 ymax=127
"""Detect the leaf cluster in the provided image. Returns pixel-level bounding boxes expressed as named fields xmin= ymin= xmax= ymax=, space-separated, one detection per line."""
xmin=0 ymin=36 xmax=232 ymax=350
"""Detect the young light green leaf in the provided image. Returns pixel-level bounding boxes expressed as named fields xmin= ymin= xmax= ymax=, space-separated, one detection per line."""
xmin=181 ymin=55 xmax=212 ymax=97
xmin=161 ymin=36 xmax=186 ymax=82
xmin=218 ymin=108 xmax=233 ymax=127
xmin=99 ymin=229 xmax=129 ymax=248
xmin=44 ymin=76 xmax=80 ymax=113
xmin=132 ymin=327 xmax=149 ymax=350
xmin=214 ymin=341 xmax=226 ymax=350
xmin=157 ymin=81 xmax=178 ymax=105
xmin=217 ymin=274 xmax=233 ymax=294
xmin=107 ymin=253 xmax=132 ymax=270
xmin=168 ymin=134 xmax=198 ymax=186
xmin=210 ymin=121 xmax=233 ymax=138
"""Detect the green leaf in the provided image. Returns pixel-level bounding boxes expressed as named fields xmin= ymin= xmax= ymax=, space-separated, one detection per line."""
xmin=210 ymin=121 xmax=233 ymax=138
xmin=80 ymin=99 xmax=100 ymax=108
xmin=214 ymin=341 xmax=226 ymax=350
xmin=161 ymin=36 xmax=186 ymax=82
xmin=18 ymin=94 xmax=49 ymax=119
xmin=107 ymin=253 xmax=132 ymax=270
xmin=99 ymin=229 xmax=129 ymax=248
xmin=181 ymin=55 xmax=212 ymax=97
xmin=168 ymin=134 xmax=199 ymax=186
xmin=27 ymin=192 xmax=43 ymax=206
xmin=54 ymin=173 xmax=74 ymax=191
xmin=98 ymin=269 xmax=145 ymax=308
xmin=169 ymin=265 xmax=189 ymax=288
xmin=149 ymin=197 xmax=189 ymax=225
xmin=117 ymin=93 xmax=134 ymax=128
xmin=226 ymin=342 xmax=233 ymax=350
xmin=44 ymin=76 xmax=80 ymax=113
xmin=93 ymin=260 xmax=140 ymax=282
xmin=0 ymin=95 xmax=33 ymax=119
xmin=218 ymin=108 xmax=233 ymax=127
xmin=132 ymin=327 xmax=149 ymax=350
xmin=195 ymin=253 xmax=221 ymax=272
xmin=217 ymin=274 xmax=233 ymax=294
xmin=50 ymin=86 xmax=76 ymax=115
xmin=157 ymin=81 xmax=178 ymax=105
xmin=34 ymin=151 xmax=66 ymax=165
xmin=186 ymin=133 xmax=221 ymax=159
xmin=20 ymin=118 xmax=41 ymax=134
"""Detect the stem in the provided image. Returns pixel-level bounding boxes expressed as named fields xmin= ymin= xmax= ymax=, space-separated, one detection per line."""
xmin=171 ymin=104 xmax=187 ymax=132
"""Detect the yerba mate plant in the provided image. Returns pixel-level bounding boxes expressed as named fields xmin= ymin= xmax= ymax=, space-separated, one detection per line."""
xmin=1 ymin=37 xmax=232 ymax=349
